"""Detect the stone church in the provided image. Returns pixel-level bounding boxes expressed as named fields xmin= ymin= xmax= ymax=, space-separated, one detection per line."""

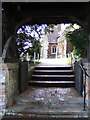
xmin=41 ymin=24 xmax=73 ymax=59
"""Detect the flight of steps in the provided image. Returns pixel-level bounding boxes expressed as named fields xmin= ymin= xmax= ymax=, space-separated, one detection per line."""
xmin=29 ymin=66 xmax=75 ymax=87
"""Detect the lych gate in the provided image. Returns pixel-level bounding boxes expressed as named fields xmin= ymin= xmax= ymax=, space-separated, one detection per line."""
xmin=1 ymin=2 xmax=90 ymax=113
xmin=2 ymin=3 xmax=90 ymax=60
xmin=2 ymin=3 xmax=90 ymax=61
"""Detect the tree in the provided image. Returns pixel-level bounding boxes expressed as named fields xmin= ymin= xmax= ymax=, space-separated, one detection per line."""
xmin=65 ymin=24 xmax=86 ymax=58
xmin=16 ymin=24 xmax=54 ymax=61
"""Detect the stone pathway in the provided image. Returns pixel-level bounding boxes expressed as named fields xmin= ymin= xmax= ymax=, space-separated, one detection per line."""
xmin=3 ymin=58 xmax=89 ymax=118
xmin=39 ymin=58 xmax=71 ymax=66
xmin=5 ymin=86 xmax=85 ymax=115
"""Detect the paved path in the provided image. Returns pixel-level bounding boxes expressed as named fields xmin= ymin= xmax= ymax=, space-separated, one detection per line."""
xmin=3 ymin=58 xmax=88 ymax=118
xmin=5 ymin=87 xmax=86 ymax=115
xmin=38 ymin=58 xmax=71 ymax=67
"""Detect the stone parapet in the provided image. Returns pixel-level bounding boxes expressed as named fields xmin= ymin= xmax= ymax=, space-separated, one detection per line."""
xmin=0 ymin=72 xmax=6 ymax=113
xmin=0 ymin=63 xmax=19 ymax=110
xmin=83 ymin=62 xmax=90 ymax=110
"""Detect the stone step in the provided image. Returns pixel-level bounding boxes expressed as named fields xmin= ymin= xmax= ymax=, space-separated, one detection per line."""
xmin=34 ymin=70 xmax=74 ymax=75
xmin=2 ymin=115 xmax=89 ymax=120
xmin=32 ymin=75 xmax=75 ymax=81
xmin=30 ymin=65 xmax=75 ymax=87
xmin=29 ymin=80 xmax=75 ymax=84
xmin=29 ymin=80 xmax=75 ymax=87
xmin=35 ymin=66 xmax=73 ymax=70
xmin=3 ymin=111 xmax=88 ymax=120
xmin=32 ymin=75 xmax=75 ymax=77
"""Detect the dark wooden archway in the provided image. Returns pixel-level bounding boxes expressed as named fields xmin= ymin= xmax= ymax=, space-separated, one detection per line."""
xmin=2 ymin=2 xmax=90 ymax=62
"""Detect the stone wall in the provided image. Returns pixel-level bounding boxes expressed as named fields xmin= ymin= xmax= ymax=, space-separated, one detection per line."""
xmin=0 ymin=62 xmax=35 ymax=111
xmin=0 ymin=63 xmax=19 ymax=109
xmin=83 ymin=60 xmax=90 ymax=110
xmin=0 ymin=70 xmax=6 ymax=112
xmin=74 ymin=61 xmax=83 ymax=96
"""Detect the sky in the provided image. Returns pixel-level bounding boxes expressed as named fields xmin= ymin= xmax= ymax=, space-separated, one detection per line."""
xmin=61 ymin=23 xmax=80 ymax=31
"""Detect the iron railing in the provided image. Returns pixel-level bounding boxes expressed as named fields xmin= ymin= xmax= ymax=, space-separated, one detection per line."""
xmin=79 ymin=62 xmax=90 ymax=111
xmin=70 ymin=52 xmax=90 ymax=111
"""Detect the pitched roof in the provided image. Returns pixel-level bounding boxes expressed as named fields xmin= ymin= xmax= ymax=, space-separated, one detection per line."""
xmin=47 ymin=32 xmax=59 ymax=43
xmin=47 ymin=25 xmax=61 ymax=43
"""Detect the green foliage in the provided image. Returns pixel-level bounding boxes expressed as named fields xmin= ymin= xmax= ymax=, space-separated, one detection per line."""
xmin=65 ymin=25 xmax=86 ymax=58
xmin=17 ymin=24 xmax=54 ymax=62
xmin=45 ymin=24 xmax=54 ymax=34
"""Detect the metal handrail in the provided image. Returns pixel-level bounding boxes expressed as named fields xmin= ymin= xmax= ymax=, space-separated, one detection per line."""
xmin=79 ymin=63 xmax=90 ymax=78
xmin=79 ymin=62 xmax=90 ymax=111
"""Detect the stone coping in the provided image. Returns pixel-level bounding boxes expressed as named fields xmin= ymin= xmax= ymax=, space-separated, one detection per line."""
xmin=4 ymin=110 xmax=89 ymax=118
xmin=0 ymin=63 xmax=19 ymax=70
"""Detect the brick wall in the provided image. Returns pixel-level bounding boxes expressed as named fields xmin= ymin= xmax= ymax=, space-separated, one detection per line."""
xmin=0 ymin=63 xmax=19 ymax=109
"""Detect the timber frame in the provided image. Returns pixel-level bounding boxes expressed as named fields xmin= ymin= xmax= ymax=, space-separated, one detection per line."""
xmin=2 ymin=2 xmax=90 ymax=61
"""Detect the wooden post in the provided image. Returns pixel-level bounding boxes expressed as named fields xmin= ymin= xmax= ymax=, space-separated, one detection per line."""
xmin=38 ymin=53 xmax=39 ymax=63
xmin=34 ymin=52 xmax=36 ymax=64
